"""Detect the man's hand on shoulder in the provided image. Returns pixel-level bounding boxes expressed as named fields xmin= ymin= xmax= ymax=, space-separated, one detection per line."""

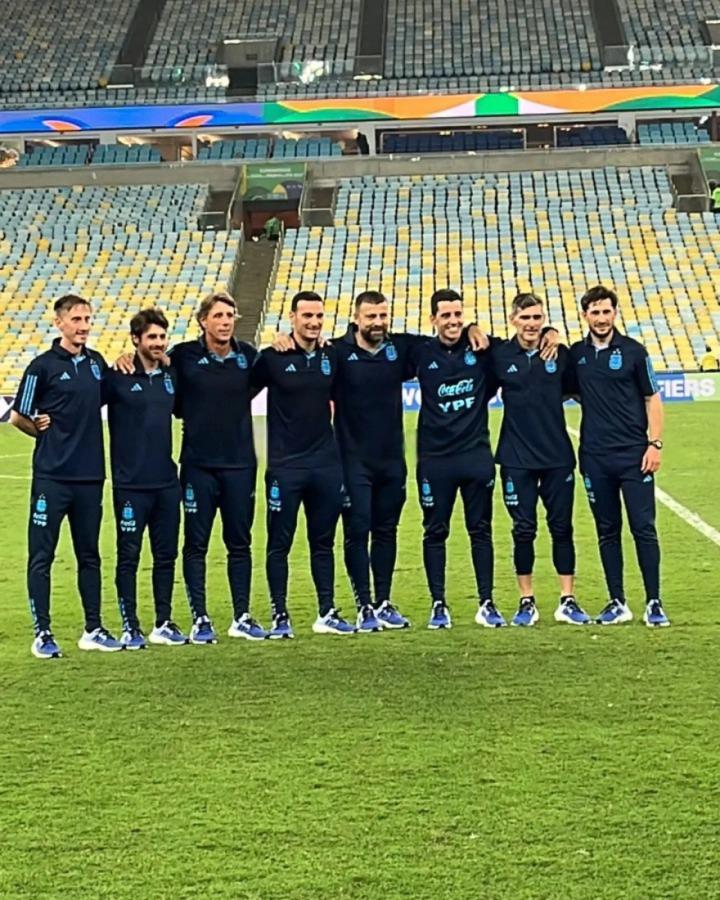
xmin=113 ymin=352 xmax=135 ymax=374
xmin=539 ymin=328 xmax=560 ymax=361
xmin=467 ymin=324 xmax=490 ymax=351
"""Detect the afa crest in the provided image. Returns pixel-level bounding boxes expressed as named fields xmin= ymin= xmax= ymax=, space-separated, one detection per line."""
xmin=385 ymin=344 xmax=398 ymax=362
xmin=236 ymin=353 xmax=248 ymax=370
xmin=321 ymin=355 xmax=331 ymax=376
xmin=545 ymin=359 xmax=557 ymax=374
xmin=609 ymin=350 xmax=623 ymax=371
xmin=163 ymin=373 xmax=174 ymax=395
xmin=464 ymin=350 xmax=477 ymax=366
xmin=90 ymin=360 xmax=102 ymax=381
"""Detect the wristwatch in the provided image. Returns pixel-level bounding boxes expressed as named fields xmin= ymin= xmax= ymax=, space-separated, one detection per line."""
xmin=648 ymin=439 xmax=663 ymax=450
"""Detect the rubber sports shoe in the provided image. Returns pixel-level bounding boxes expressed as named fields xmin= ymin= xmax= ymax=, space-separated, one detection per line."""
xmin=376 ymin=601 xmax=410 ymax=630
xmin=511 ymin=597 xmax=539 ymax=627
xmin=554 ymin=596 xmax=592 ymax=625
xmin=189 ymin=615 xmax=218 ymax=645
xmin=312 ymin=609 xmax=356 ymax=635
xmin=596 ymin=599 xmax=633 ymax=625
xmin=643 ymin=599 xmax=670 ymax=628
xmin=31 ymin=630 xmax=62 ymax=659
xmin=78 ymin=627 xmax=124 ymax=652
xmin=227 ymin=613 xmax=268 ymax=640
xmin=428 ymin=601 xmax=452 ymax=630
xmin=148 ymin=621 xmax=188 ymax=645
xmin=120 ymin=629 xmax=147 ymax=650
xmin=356 ymin=605 xmax=383 ymax=633
xmin=267 ymin=612 xmax=294 ymax=640
xmin=475 ymin=599 xmax=507 ymax=628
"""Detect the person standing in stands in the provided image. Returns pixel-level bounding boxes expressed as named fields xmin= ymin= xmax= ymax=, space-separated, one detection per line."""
xmin=104 ymin=309 xmax=187 ymax=649
xmin=11 ymin=295 xmax=123 ymax=658
xmin=708 ymin=181 xmax=720 ymax=214
xmin=569 ymin=285 xmax=669 ymax=627
xmin=252 ymin=291 xmax=353 ymax=638
xmin=492 ymin=293 xmax=591 ymax=627
xmin=700 ymin=344 xmax=719 ymax=372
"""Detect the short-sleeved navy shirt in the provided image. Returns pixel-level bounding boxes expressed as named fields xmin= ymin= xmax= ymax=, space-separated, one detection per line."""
xmin=331 ymin=327 xmax=428 ymax=463
xmin=568 ymin=330 xmax=659 ymax=456
xmin=251 ymin=342 xmax=339 ymax=468
xmin=169 ymin=337 xmax=257 ymax=469
xmin=104 ymin=357 xmax=178 ymax=489
xmin=492 ymin=337 xmax=575 ymax=470
xmin=409 ymin=337 xmax=498 ymax=459
xmin=13 ymin=338 xmax=106 ymax=481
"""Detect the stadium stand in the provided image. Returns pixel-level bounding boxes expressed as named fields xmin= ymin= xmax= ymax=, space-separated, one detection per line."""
xmin=383 ymin=130 xmax=525 ymax=154
xmin=145 ymin=0 xmax=359 ymax=72
xmin=556 ymin=126 xmax=630 ymax=147
xmin=617 ymin=0 xmax=716 ymax=66
xmin=91 ymin=145 xmax=163 ymax=165
xmin=384 ymin=0 xmax=601 ymax=80
xmin=637 ymin=121 xmax=711 ymax=144
xmin=18 ymin=144 xmax=93 ymax=167
xmin=272 ymin=137 xmax=343 ymax=158
xmin=260 ymin=168 xmax=720 ymax=372
xmin=0 ymin=0 xmax=136 ymax=104
xmin=0 ymin=185 xmax=240 ymax=394
xmin=197 ymin=138 xmax=271 ymax=160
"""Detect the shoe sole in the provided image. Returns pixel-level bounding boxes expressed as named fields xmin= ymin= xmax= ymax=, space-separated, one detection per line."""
xmin=474 ymin=617 xmax=507 ymax=628
xmin=227 ymin=629 xmax=268 ymax=640
xmin=512 ymin=612 xmax=539 ymax=627
xmin=312 ymin=625 xmax=357 ymax=635
xmin=356 ymin=624 xmax=383 ymax=633
xmin=267 ymin=632 xmax=294 ymax=640
xmin=553 ymin=610 xmax=591 ymax=625
xmin=596 ymin=612 xmax=634 ymax=625
xmin=121 ymin=644 xmax=147 ymax=651
xmin=77 ymin=641 xmax=124 ymax=652
xmin=643 ymin=618 xmax=670 ymax=628
xmin=379 ymin=621 xmax=410 ymax=629
xmin=31 ymin=647 xmax=62 ymax=659
xmin=148 ymin=635 xmax=189 ymax=646
xmin=189 ymin=636 xmax=218 ymax=645
xmin=427 ymin=621 xmax=452 ymax=629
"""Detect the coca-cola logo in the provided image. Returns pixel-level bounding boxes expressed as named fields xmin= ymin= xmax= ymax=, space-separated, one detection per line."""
xmin=438 ymin=379 xmax=474 ymax=398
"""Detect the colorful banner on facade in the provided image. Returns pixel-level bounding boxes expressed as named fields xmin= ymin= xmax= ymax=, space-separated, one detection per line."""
xmin=1 ymin=84 xmax=719 ymax=134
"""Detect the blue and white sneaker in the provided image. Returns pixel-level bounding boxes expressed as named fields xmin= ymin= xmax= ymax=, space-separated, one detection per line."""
xmin=267 ymin=612 xmax=294 ymax=640
xmin=596 ymin=599 xmax=633 ymax=626
xmin=189 ymin=615 xmax=218 ymax=645
xmin=475 ymin=599 xmax=507 ymax=628
xmin=511 ymin=597 xmax=539 ymax=627
xmin=31 ymin=630 xmax=62 ymax=659
xmin=227 ymin=613 xmax=268 ymax=641
xmin=120 ymin=629 xmax=147 ymax=650
xmin=428 ymin=601 xmax=452 ymax=630
xmin=643 ymin=599 xmax=670 ymax=628
xmin=148 ymin=621 xmax=189 ymax=645
xmin=376 ymin=601 xmax=410 ymax=630
xmin=312 ymin=609 xmax=356 ymax=635
xmin=356 ymin=605 xmax=383 ymax=633
xmin=554 ymin=596 xmax=592 ymax=625
xmin=77 ymin=627 xmax=124 ymax=652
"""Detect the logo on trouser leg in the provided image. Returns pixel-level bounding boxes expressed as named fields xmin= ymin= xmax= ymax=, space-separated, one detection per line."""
xmin=268 ymin=481 xmax=282 ymax=513
xmin=504 ymin=478 xmax=518 ymax=507
xmin=421 ymin=479 xmax=434 ymax=508
xmin=583 ymin=476 xmax=595 ymax=504
xmin=32 ymin=494 xmax=48 ymax=527
xmin=184 ymin=484 xmax=197 ymax=514
xmin=121 ymin=502 xmax=137 ymax=533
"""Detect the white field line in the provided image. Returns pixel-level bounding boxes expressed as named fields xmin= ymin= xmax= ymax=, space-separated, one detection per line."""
xmin=0 ymin=453 xmax=30 ymax=460
xmin=567 ymin=426 xmax=720 ymax=548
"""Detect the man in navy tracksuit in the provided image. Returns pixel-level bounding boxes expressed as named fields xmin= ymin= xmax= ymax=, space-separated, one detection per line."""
xmin=332 ymin=291 xmax=428 ymax=632
xmin=492 ymin=293 xmax=592 ymax=628
xmin=11 ymin=295 xmax=123 ymax=658
xmin=569 ymin=285 xmax=669 ymax=627
xmin=408 ymin=290 xmax=500 ymax=630
xmin=104 ymin=309 xmax=187 ymax=650
xmin=169 ymin=291 xmax=266 ymax=644
xmin=252 ymin=291 xmax=353 ymax=638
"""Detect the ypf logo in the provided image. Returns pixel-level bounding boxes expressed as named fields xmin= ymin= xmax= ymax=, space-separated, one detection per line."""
xmin=184 ymin=484 xmax=198 ymax=514
xmin=120 ymin=501 xmax=137 ymax=533
xmin=33 ymin=494 xmax=48 ymax=527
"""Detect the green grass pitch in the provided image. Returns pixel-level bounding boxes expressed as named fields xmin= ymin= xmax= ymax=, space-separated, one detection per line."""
xmin=1 ymin=405 xmax=718 ymax=899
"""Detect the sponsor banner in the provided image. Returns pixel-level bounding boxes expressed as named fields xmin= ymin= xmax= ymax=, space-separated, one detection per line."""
xmin=2 ymin=374 xmax=717 ymax=423
xmin=241 ymin=162 xmax=306 ymax=201
xmin=0 ymin=84 xmax=719 ymax=134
